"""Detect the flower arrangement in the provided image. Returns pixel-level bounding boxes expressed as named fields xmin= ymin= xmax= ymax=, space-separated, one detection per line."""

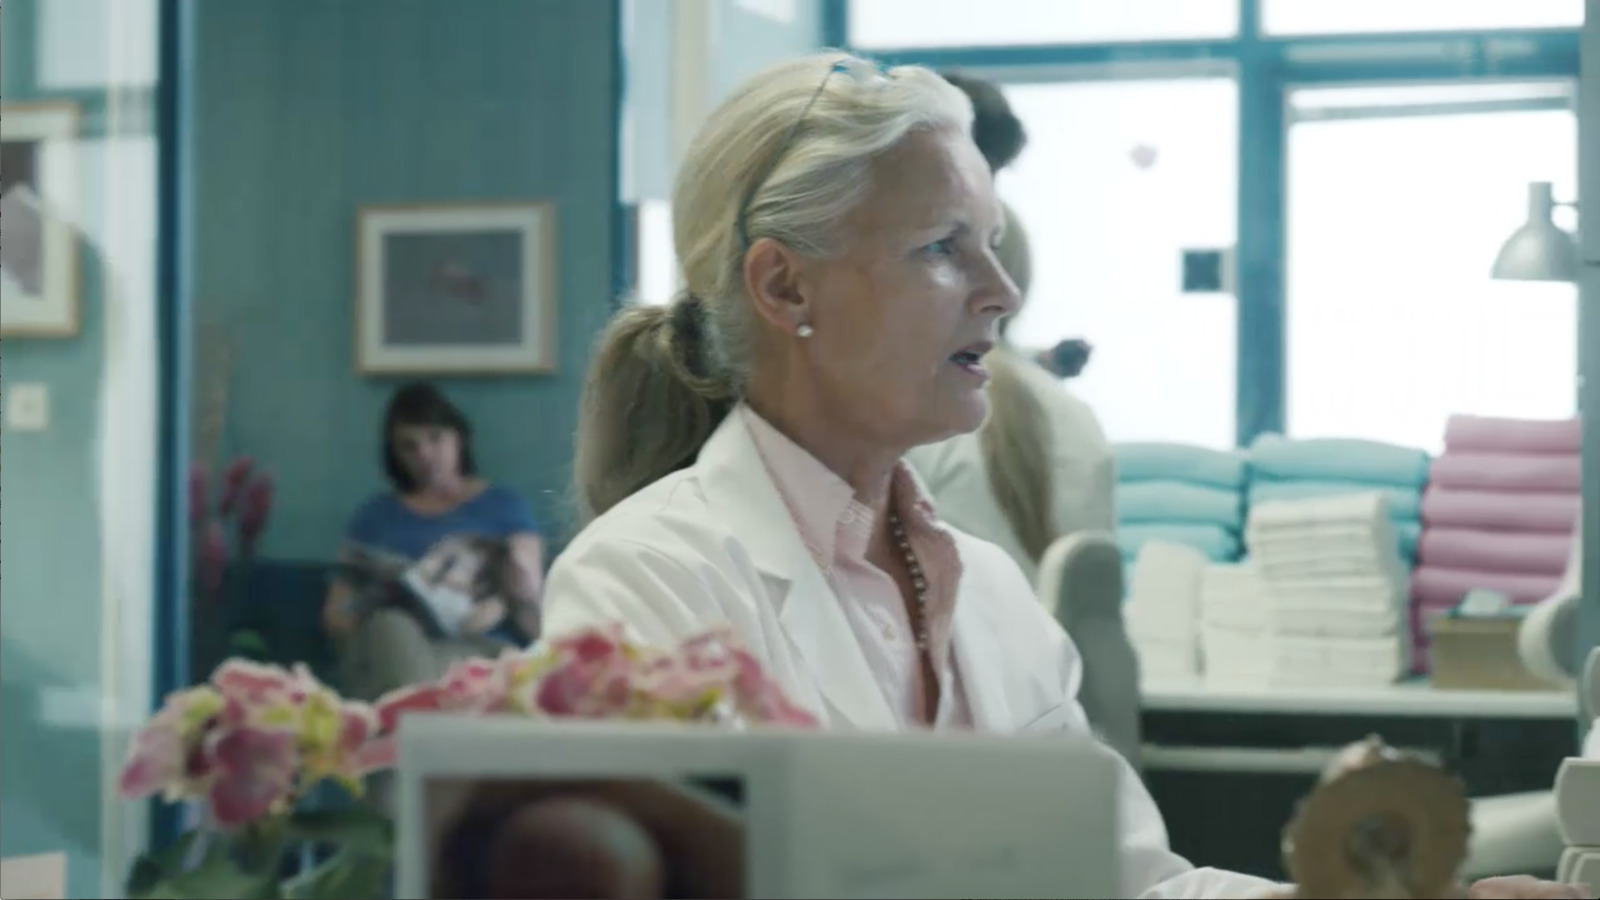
xmin=121 ymin=625 xmax=816 ymax=899
xmin=189 ymin=455 xmax=276 ymax=673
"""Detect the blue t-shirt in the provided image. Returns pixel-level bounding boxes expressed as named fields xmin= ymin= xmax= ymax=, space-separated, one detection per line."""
xmin=345 ymin=484 xmax=539 ymax=560
xmin=344 ymin=485 xmax=540 ymax=645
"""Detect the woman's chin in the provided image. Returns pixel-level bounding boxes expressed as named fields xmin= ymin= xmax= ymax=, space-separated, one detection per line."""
xmin=923 ymin=394 xmax=990 ymax=441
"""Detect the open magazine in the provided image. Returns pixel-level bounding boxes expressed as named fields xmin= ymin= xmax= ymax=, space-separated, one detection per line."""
xmin=335 ymin=535 xmax=512 ymax=639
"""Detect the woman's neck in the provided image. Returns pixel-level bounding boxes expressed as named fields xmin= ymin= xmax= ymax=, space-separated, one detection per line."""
xmin=741 ymin=394 xmax=900 ymax=518
xmin=407 ymin=476 xmax=481 ymax=508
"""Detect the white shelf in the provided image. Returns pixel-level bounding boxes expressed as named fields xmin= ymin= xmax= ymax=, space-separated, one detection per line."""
xmin=1142 ymin=677 xmax=1577 ymax=719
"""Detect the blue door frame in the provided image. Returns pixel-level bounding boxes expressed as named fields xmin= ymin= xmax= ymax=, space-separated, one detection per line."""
xmin=151 ymin=0 xmax=193 ymax=851
xmin=823 ymin=0 xmax=1579 ymax=447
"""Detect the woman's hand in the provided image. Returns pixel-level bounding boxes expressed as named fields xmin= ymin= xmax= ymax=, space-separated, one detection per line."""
xmin=459 ymin=598 xmax=507 ymax=636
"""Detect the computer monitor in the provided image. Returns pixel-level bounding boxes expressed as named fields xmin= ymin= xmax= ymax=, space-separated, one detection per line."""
xmin=396 ymin=715 xmax=1121 ymax=899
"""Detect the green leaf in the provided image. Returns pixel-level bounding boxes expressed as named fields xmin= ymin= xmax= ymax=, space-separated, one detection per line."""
xmin=151 ymin=852 xmax=279 ymax=899
xmin=285 ymin=806 xmax=393 ymax=857
xmin=229 ymin=630 xmax=271 ymax=660
xmin=126 ymin=830 xmax=200 ymax=896
xmin=281 ymin=850 xmax=390 ymax=900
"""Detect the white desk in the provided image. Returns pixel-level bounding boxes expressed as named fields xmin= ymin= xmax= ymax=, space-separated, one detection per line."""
xmin=1143 ymin=678 xmax=1577 ymax=721
xmin=1138 ymin=678 xmax=1579 ymax=878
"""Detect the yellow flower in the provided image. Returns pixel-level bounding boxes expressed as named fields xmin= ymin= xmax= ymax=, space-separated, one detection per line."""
xmin=175 ymin=686 xmax=225 ymax=738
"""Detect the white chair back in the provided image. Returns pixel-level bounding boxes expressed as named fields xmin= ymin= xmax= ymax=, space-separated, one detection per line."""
xmin=1037 ymin=531 xmax=1142 ymax=770
xmin=1518 ymin=517 xmax=1583 ymax=686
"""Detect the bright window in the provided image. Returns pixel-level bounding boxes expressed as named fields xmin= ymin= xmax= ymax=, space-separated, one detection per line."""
xmin=848 ymin=0 xmax=1238 ymax=49
xmin=999 ymin=78 xmax=1240 ymax=449
xmin=1285 ymin=93 xmax=1578 ymax=451
xmin=636 ymin=200 xmax=676 ymax=306
xmin=1262 ymin=0 xmax=1582 ymax=35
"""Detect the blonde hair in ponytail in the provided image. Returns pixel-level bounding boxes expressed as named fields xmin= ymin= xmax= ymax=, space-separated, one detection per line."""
xmin=573 ymin=53 xmax=972 ymax=524
xmin=978 ymin=204 xmax=1058 ymax=563
xmin=573 ymin=297 xmax=737 ymax=523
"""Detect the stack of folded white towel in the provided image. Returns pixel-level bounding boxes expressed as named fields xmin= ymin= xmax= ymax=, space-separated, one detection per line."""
xmin=1197 ymin=561 xmax=1271 ymax=680
xmin=1214 ymin=493 xmax=1410 ymax=687
xmin=1124 ymin=541 xmax=1208 ymax=681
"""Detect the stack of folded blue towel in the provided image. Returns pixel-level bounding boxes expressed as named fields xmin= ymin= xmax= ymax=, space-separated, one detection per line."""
xmin=1245 ymin=434 xmax=1430 ymax=566
xmin=1115 ymin=443 xmax=1248 ymax=565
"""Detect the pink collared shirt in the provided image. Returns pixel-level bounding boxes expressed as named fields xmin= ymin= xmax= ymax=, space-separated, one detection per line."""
xmin=740 ymin=406 xmax=973 ymax=729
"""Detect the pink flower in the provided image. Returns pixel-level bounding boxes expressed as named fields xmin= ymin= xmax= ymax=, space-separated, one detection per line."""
xmin=212 ymin=658 xmax=304 ymax=705
xmin=119 ymin=686 xmax=229 ymax=802
xmin=219 ymin=457 xmax=255 ymax=516
xmin=374 ymin=683 xmax=449 ymax=734
xmin=205 ymin=726 xmax=298 ymax=827
xmin=119 ymin=721 xmax=187 ymax=799
xmin=534 ymin=654 xmax=633 ymax=717
xmin=238 ymin=473 xmax=274 ymax=552
xmin=546 ymin=624 xmax=628 ymax=664
xmin=349 ymin=735 xmax=397 ymax=774
xmin=374 ymin=656 xmax=508 ymax=733
xmin=727 ymin=648 xmax=818 ymax=727
xmin=197 ymin=521 xmax=229 ymax=599
xmin=337 ymin=702 xmax=376 ymax=754
xmin=187 ymin=463 xmax=208 ymax=527
xmin=438 ymin=656 xmax=508 ymax=712
xmin=121 ymin=660 xmax=403 ymax=827
xmin=678 ymin=629 xmax=740 ymax=675
xmin=528 ymin=627 xmax=642 ymax=718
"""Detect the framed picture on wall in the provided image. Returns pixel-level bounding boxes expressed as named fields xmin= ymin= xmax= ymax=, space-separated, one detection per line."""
xmin=355 ymin=201 xmax=557 ymax=375
xmin=355 ymin=200 xmax=556 ymax=374
xmin=2 ymin=101 xmax=81 ymax=338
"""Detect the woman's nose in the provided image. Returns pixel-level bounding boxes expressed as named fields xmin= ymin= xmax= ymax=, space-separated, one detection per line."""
xmin=977 ymin=262 xmax=1022 ymax=317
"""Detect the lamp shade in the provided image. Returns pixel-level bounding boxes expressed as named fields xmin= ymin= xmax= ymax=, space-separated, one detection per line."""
xmin=1491 ymin=181 xmax=1579 ymax=283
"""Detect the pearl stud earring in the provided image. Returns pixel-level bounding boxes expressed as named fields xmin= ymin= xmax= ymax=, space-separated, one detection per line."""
xmin=796 ymin=324 xmax=814 ymax=338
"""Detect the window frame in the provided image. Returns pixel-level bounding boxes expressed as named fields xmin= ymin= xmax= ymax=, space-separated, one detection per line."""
xmin=825 ymin=0 xmax=1581 ymax=447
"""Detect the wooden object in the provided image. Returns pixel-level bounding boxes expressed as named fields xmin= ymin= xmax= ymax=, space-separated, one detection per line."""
xmin=1281 ymin=736 xmax=1470 ymax=899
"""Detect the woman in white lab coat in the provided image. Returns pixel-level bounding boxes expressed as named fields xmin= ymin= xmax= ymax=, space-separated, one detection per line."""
xmin=538 ymin=53 xmax=1576 ymax=900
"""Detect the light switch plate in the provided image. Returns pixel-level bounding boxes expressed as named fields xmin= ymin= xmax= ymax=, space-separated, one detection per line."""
xmin=6 ymin=382 xmax=50 ymax=432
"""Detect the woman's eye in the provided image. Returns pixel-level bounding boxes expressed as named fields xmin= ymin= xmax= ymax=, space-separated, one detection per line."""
xmin=922 ymin=237 xmax=958 ymax=257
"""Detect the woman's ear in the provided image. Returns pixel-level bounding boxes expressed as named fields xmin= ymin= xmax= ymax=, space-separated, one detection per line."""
xmin=741 ymin=238 xmax=813 ymax=337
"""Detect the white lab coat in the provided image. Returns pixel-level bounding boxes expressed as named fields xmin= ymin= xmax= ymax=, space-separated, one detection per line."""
xmin=905 ymin=352 xmax=1115 ymax=586
xmin=543 ymin=412 xmax=1281 ymax=900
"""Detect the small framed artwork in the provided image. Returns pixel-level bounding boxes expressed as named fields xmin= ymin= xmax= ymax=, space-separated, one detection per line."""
xmin=355 ymin=201 xmax=557 ymax=375
xmin=2 ymin=101 xmax=81 ymax=338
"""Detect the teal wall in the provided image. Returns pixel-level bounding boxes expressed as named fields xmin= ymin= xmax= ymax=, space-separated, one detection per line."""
xmin=0 ymin=0 xmax=144 ymax=893
xmin=191 ymin=0 xmax=621 ymax=561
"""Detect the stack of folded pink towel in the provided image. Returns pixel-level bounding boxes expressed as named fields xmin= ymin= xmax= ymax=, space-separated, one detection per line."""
xmin=1411 ymin=414 xmax=1581 ymax=672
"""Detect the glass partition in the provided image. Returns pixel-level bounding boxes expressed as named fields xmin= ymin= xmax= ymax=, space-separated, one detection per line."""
xmin=0 ymin=0 xmax=163 ymax=895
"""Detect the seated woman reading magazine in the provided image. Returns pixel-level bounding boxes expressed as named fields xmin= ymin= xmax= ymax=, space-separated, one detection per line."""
xmin=323 ymin=382 xmax=544 ymax=702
